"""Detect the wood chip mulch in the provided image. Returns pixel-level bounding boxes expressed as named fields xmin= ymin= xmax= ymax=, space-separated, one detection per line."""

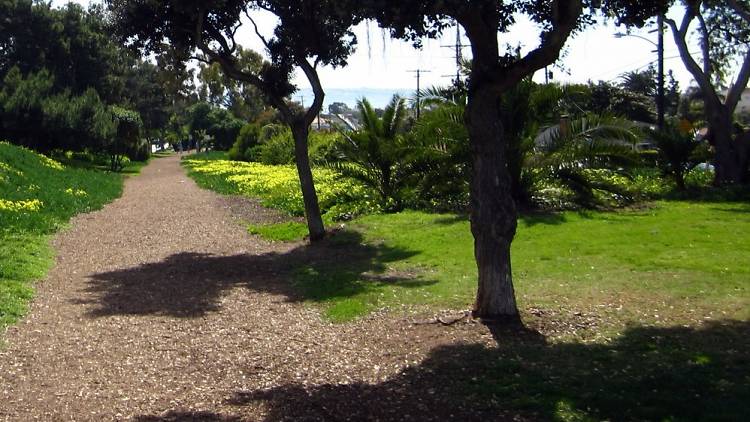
xmin=0 ymin=155 xmax=527 ymax=421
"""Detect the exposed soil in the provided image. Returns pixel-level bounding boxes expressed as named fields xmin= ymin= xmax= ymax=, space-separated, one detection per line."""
xmin=0 ymin=154 xmax=518 ymax=421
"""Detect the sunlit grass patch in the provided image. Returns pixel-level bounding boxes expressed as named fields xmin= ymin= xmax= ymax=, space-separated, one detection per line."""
xmin=247 ymin=221 xmax=309 ymax=242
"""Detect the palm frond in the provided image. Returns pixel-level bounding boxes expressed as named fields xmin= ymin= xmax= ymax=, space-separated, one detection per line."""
xmin=356 ymin=97 xmax=382 ymax=136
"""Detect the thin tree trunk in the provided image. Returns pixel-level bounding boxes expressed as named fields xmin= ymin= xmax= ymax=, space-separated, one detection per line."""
xmin=291 ymin=123 xmax=326 ymax=241
xmin=708 ymin=108 xmax=744 ymax=184
xmin=466 ymin=88 xmax=520 ymax=321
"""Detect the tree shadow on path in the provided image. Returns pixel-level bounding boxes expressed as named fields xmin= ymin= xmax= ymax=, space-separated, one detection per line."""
xmin=136 ymin=319 xmax=750 ymax=421
xmin=206 ymin=321 xmax=750 ymax=421
xmin=78 ymin=231 xmax=428 ymax=318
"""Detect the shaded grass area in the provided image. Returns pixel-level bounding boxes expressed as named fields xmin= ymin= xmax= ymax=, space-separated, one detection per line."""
xmin=1 ymin=143 xmax=126 ymax=331
xmin=289 ymin=230 xmax=430 ymax=321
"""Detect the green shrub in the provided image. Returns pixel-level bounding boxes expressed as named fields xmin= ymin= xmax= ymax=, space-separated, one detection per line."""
xmin=228 ymin=123 xmax=261 ymax=161
xmin=256 ymin=128 xmax=295 ymax=165
xmin=328 ymin=96 xmax=416 ymax=211
xmin=649 ymin=121 xmax=709 ymax=190
xmin=110 ymin=106 xmax=145 ymax=169
xmin=130 ymin=139 xmax=150 ymax=162
xmin=638 ymin=149 xmax=659 ymax=167
xmin=685 ymin=166 xmax=714 ymax=187
xmin=309 ymin=131 xmax=344 ymax=164
xmin=207 ymin=109 xmax=244 ymax=150
xmin=71 ymin=150 xmax=96 ymax=163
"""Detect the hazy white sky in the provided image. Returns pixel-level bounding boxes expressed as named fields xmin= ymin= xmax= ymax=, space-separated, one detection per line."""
xmin=51 ymin=1 xmax=739 ymax=93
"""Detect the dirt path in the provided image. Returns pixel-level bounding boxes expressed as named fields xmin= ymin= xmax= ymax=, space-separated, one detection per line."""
xmin=0 ymin=155 xmax=500 ymax=421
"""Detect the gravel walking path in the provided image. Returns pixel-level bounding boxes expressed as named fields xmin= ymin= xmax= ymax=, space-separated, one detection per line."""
xmin=0 ymin=155 xmax=502 ymax=421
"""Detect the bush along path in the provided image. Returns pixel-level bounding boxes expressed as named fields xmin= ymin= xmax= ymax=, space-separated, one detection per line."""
xmin=1 ymin=154 xmax=747 ymax=421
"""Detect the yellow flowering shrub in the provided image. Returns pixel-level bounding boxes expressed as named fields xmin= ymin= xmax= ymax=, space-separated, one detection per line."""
xmin=184 ymin=158 xmax=378 ymax=218
xmin=0 ymin=162 xmax=23 ymax=181
xmin=0 ymin=198 xmax=43 ymax=212
xmin=37 ymin=154 xmax=64 ymax=171
xmin=0 ymin=162 xmax=20 ymax=174
xmin=64 ymin=188 xmax=88 ymax=197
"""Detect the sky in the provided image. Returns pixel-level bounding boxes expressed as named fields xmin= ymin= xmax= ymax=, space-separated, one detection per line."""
xmin=51 ymin=1 xmax=741 ymax=96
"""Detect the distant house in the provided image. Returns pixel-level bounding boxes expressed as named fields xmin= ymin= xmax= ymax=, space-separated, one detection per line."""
xmin=313 ymin=113 xmax=360 ymax=131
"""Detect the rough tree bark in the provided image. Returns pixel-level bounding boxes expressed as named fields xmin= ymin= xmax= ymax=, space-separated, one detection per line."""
xmin=466 ymin=88 xmax=520 ymax=320
xmin=708 ymin=106 xmax=744 ymax=183
xmin=454 ymin=0 xmax=581 ymax=320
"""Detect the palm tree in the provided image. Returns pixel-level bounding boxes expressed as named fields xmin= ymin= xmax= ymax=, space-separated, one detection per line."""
xmin=530 ymin=114 xmax=641 ymax=206
xmin=649 ymin=120 xmax=708 ymax=190
xmin=410 ymin=91 xmax=471 ymax=210
xmin=330 ymin=95 xmax=413 ymax=210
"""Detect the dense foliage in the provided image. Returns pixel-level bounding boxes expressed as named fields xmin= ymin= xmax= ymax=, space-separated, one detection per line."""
xmin=0 ymin=0 xmax=179 ymax=166
xmin=329 ymin=96 xmax=415 ymax=211
xmin=650 ymin=119 xmax=711 ymax=190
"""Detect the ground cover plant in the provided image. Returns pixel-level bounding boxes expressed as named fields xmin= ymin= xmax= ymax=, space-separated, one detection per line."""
xmin=183 ymin=153 xmax=379 ymax=221
xmin=0 ymin=142 xmax=125 ymax=331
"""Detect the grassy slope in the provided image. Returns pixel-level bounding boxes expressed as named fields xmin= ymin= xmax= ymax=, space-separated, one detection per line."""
xmin=0 ymin=142 xmax=126 ymax=331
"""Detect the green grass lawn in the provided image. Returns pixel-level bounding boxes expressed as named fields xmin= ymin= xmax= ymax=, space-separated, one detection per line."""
xmin=0 ymin=142 xmax=129 ymax=332
xmin=279 ymin=202 xmax=750 ymax=331
xmin=285 ymin=201 xmax=749 ymax=420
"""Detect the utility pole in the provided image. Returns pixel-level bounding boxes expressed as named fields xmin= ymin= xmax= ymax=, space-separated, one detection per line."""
xmin=657 ymin=14 xmax=665 ymax=130
xmin=408 ymin=69 xmax=431 ymax=119
xmin=614 ymin=21 xmax=666 ymax=130
xmin=441 ymin=22 xmax=468 ymax=87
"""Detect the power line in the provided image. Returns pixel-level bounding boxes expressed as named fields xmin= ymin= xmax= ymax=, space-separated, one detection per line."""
xmin=587 ymin=52 xmax=693 ymax=81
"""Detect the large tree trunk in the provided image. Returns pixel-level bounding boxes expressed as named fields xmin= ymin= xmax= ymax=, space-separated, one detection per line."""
xmin=466 ymin=88 xmax=520 ymax=321
xmin=707 ymin=106 xmax=744 ymax=184
xmin=291 ymin=122 xmax=326 ymax=241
